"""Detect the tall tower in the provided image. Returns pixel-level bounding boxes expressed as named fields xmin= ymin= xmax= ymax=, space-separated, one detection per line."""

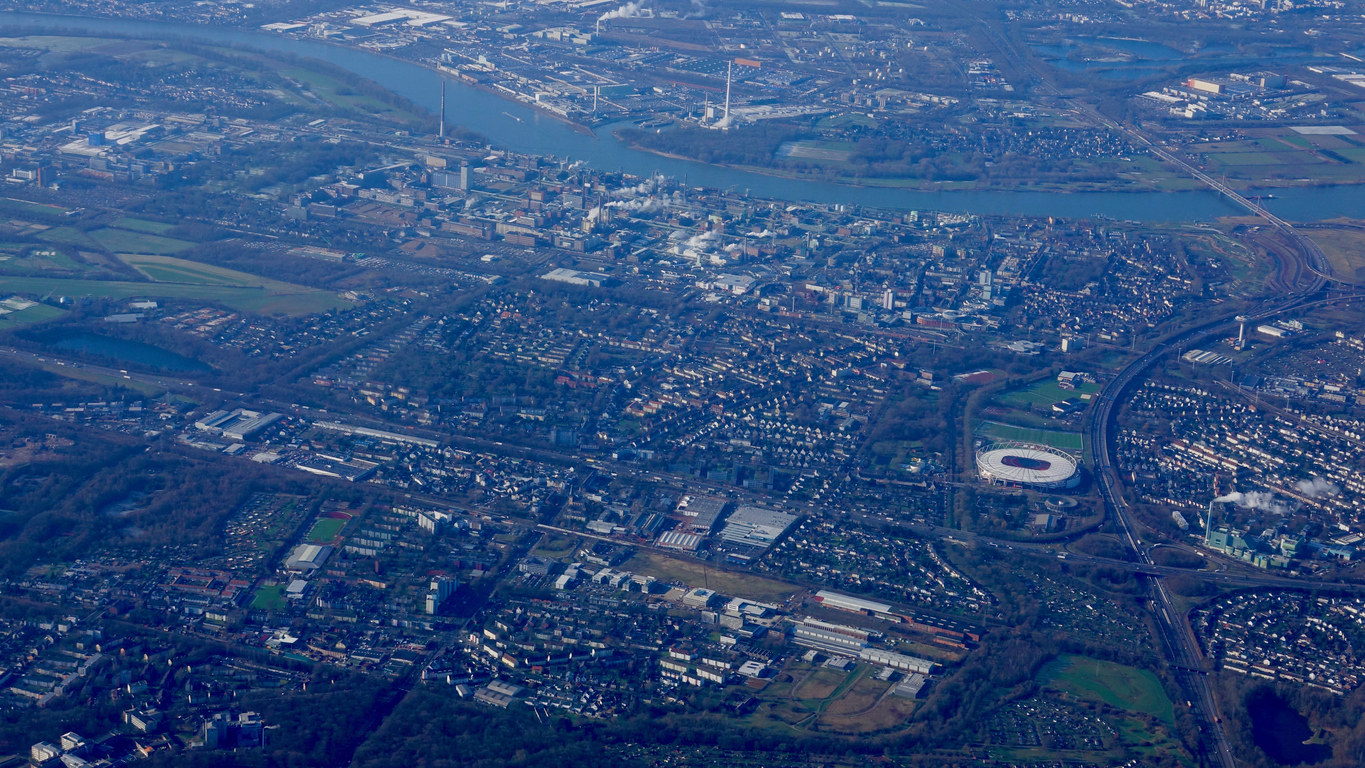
xmin=439 ymin=80 xmax=446 ymax=139
xmin=1235 ymin=315 xmax=1247 ymax=350
xmin=723 ymin=62 xmax=732 ymax=127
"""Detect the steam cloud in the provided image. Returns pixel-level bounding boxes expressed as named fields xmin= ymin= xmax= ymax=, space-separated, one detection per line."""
xmin=599 ymin=1 xmax=646 ymax=22
xmin=1213 ymin=491 xmax=1291 ymax=515
xmin=1294 ymin=477 xmax=1340 ymax=499
xmin=684 ymin=0 xmax=709 ymax=18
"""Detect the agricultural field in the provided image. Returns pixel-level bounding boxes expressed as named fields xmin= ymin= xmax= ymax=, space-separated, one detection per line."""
xmin=0 ymin=248 xmax=96 ymax=275
xmin=37 ymin=227 xmax=101 ymax=249
xmin=1037 ymin=655 xmax=1174 ymax=723
xmin=977 ymin=421 xmax=1085 ymax=452
xmin=1193 ymin=127 xmax=1365 ymax=186
xmin=0 ymin=301 xmax=65 ymax=330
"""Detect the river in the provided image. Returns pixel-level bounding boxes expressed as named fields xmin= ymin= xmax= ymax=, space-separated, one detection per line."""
xmin=3 ymin=11 xmax=1365 ymax=221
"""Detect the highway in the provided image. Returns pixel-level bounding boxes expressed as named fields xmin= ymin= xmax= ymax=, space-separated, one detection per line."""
xmin=1084 ymin=289 xmax=1365 ymax=766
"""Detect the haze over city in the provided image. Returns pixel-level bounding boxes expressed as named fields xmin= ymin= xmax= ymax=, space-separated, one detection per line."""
xmin=0 ymin=0 xmax=1363 ymax=766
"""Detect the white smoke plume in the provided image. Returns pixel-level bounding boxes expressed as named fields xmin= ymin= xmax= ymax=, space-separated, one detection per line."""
xmin=599 ymin=1 xmax=647 ymax=23
xmin=604 ymin=197 xmax=662 ymax=213
xmin=684 ymin=0 xmax=708 ymax=18
xmin=685 ymin=230 xmax=720 ymax=249
xmin=1213 ymin=491 xmax=1291 ymax=515
xmin=1295 ymin=477 xmax=1341 ymax=499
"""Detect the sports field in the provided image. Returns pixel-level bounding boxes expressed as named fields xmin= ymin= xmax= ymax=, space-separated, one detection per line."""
xmin=250 ymin=584 xmax=287 ymax=611
xmin=1039 ymin=654 xmax=1174 ymax=723
xmin=306 ymin=518 xmax=346 ymax=543
xmin=978 ymin=422 xmax=1084 ymax=451
xmin=998 ymin=379 xmax=1100 ymax=408
xmin=0 ymin=275 xmax=350 ymax=316
xmin=119 ymin=253 xmax=305 ymax=294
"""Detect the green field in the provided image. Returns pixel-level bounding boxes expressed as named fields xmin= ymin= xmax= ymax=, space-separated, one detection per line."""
xmin=89 ymin=228 xmax=195 ymax=254
xmin=118 ymin=253 xmax=306 ymax=294
xmin=113 ymin=217 xmax=177 ymax=234
xmin=250 ymin=584 xmax=287 ymax=611
xmin=998 ymin=379 xmax=1100 ymax=408
xmin=36 ymin=227 xmax=100 ymax=249
xmin=978 ymin=421 xmax=1085 ymax=451
xmin=0 ymin=275 xmax=350 ymax=316
xmin=0 ymin=197 xmax=69 ymax=220
xmin=306 ymin=518 xmax=346 ymax=543
xmin=1039 ymin=655 xmax=1174 ymax=723
xmin=0 ymin=303 xmax=65 ymax=330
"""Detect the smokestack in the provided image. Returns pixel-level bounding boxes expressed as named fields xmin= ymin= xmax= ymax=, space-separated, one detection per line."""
xmin=723 ymin=62 xmax=732 ymax=124
xmin=439 ymin=80 xmax=446 ymax=139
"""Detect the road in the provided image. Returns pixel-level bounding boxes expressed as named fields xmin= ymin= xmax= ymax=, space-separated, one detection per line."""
xmin=1084 ymin=290 xmax=1365 ymax=766
xmin=0 ymin=345 xmax=242 ymax=398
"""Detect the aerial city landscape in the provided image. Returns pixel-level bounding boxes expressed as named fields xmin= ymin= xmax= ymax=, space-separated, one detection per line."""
xmin=0 ymin=0 xmax=1363 ymax=764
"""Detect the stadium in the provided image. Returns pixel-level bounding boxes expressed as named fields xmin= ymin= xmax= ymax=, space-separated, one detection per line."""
xmin=975 ymin=441 xmax=1081 ymax=489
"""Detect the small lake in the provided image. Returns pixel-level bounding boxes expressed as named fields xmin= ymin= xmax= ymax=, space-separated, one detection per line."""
xmin=50 ymin=332 xmax=211 ymax=372
xmin=1246 ymin=690 xmax=1331 ymax=765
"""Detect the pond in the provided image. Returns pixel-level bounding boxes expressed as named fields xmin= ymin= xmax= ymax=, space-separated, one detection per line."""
xmin=1246 ymin=690 xmax=1331 ymax=765
xmin=49 ymin=331 xmax=211 ymax=372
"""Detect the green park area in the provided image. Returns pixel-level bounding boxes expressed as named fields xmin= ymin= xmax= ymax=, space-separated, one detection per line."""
xmin=1038 ymin=655 xmax=1174 ymax=723
xmin=306 ymin=518 xmax=347 ymax=544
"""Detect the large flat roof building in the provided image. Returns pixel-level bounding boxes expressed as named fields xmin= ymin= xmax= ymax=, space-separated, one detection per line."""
xmin=813 ymin=590 xmax=893 ymax=616
xmin=284 ymin=544 xmax=333 ymax=571
xmin=717 ymin=506 xmax=797 ymax=548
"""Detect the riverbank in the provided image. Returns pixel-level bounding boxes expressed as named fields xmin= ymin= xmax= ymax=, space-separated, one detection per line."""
xmin=614 ymin=131 xmax=1365 ymax=196
xmin=3 ymin=11 xmax=1365 ymax=221
xmin=613 ymin=134 xmax=1191 ymax=195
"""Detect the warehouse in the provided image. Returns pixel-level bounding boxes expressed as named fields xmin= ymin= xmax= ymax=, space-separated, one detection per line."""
xmin=858 ymin=648 xmax=937 ymax=674
xmin=813 ymin=590 xmax=893 ymax=616
xmin=791 ymin=624 xmax=869 ymax=655
xmin=717 ymin=506 xmax=798 ymax=549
